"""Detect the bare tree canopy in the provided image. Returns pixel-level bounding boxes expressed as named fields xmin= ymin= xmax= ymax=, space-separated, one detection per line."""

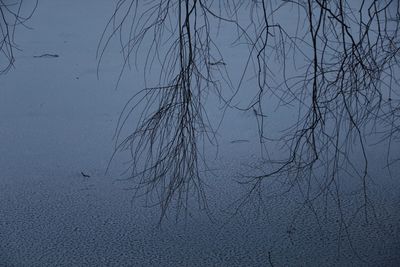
xmin=99 ymin=0 xmax=400 ymax=221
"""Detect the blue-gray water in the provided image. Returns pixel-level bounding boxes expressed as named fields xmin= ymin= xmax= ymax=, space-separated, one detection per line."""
xmin=1 ymin=0 xmax=399 ymax=265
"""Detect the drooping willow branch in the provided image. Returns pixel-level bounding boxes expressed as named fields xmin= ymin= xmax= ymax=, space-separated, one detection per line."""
xmin=0 ymin=0 xmax=37 ymax=74
xmin=217 ymin=4 xmax=400 ymax=258
xmin=99 ymin=0 xmax=237 ymax=219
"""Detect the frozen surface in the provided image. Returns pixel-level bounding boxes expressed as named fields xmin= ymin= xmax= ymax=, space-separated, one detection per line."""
xmin=0 ymin=0 xmax=399 ymax=266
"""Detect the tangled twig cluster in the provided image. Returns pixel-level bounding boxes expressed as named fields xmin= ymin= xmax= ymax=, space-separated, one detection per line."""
xmin=99 ymin=0 xmax=400 ymax=221
xmin=0 ymin=0 xmax=37 ymax=74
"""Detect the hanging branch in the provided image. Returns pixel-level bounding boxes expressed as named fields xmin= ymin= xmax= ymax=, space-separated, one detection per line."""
xmin=0 ymin=0 xmax=37 ymax=74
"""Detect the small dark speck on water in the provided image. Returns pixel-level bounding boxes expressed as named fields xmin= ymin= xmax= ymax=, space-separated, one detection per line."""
xmin=230 ymin=139 xmax=250 ymax=144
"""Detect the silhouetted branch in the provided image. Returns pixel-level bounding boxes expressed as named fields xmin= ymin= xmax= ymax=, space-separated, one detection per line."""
xmin=0 ymin=0 xmax=37 ymax=74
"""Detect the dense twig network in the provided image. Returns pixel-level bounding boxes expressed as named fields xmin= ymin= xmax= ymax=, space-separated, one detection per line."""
xmin=100 ymin=0 xmax=400 ymax=221
xmin=99 ymin=0 xmax=233 ymax=219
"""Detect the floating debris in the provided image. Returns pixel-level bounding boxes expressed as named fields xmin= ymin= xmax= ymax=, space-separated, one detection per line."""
xmin=230 ymin=139 xmax=250 ymax=144
xmin=33 ymin=53 xmax=59 ymax=58
xmin=80 ymin=171 xmax=90 ymax=178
